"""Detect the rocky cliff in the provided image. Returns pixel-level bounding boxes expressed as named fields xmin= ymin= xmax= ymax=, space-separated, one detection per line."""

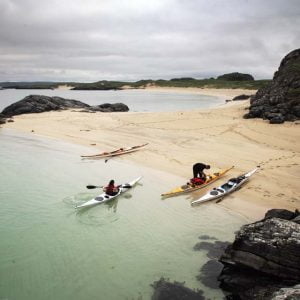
xmin=244 ymin=49 xmax=300 ymax=123
xmin=218 ymin=209 xmax=300 ymax=299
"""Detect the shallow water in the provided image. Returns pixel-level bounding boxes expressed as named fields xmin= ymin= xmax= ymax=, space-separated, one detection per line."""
xmin=0 ymin=129 xmax=246 ymax=300
xmin=0 ymin=88 xmax=223 ymax=112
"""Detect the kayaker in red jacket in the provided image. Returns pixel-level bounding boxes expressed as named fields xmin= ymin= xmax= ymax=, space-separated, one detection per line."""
xmin=105 ymin=180 xmax=119 ymax=196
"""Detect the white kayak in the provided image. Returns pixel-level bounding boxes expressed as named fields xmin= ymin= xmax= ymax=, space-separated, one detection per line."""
xmin=76 ymin=176 xmax=142 ymax=209
xmin=191 ymin=168 xmax=258 ymax=206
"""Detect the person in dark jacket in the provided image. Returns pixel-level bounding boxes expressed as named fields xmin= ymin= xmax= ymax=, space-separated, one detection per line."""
xmin=105 ymin=180 xmax=119 ymax=196
xmin=193 ymin=163 xmax=210 ymax=181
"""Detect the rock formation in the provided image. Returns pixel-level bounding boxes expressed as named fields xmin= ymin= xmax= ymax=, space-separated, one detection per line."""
xmin=0 ymin=95 xmax=129 ymax=122
xmin=1 ymin=95 xmax=90 ymax=117
xmin=218 ymin=209 xmax=300 ymax=299
xmin=244 ymin=48 xmax=300 ymax=123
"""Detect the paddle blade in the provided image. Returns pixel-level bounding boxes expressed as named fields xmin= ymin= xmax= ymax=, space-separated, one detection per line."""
xmin=86 ymin=185 xmax=102 ymax=189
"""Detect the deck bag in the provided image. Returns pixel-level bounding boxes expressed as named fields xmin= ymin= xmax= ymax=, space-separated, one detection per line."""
xmin=190 ymin=177 xmax=205 ymax=185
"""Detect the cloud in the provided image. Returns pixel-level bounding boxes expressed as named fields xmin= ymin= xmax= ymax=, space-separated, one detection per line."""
xmin=0 ymin=0 xmax=299 ymax=81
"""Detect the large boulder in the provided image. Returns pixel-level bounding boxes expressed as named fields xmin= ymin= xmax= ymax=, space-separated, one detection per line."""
xmin=1 ymin=95 xmax=90 ymax=117
xmin=1 ymin=95 xmax=130 ymax=117
xmin=218 ymin=209 xmax=300 ymax=299
xmin=244 ymin=48 xmax=300 ymax=123
xmin=89 ymin=103 xmax=129 ymax=112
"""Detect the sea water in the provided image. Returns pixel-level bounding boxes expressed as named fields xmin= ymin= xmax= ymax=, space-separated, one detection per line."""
xmin=0 ymin=129 xmax=246 ymax=300
xmin=0 ymin=88 xmax=223 ymax=112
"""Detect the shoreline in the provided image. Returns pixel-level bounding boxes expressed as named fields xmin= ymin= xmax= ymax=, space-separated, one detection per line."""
xmin=2 ymin=88 xmax=299 ymax=221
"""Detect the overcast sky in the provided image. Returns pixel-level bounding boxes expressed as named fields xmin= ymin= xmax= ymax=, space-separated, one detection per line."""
xmin=0 ymin=0 xmax=299 ymax=82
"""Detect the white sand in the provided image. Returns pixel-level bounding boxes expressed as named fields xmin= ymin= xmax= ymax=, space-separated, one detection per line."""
xmin=4 ymin=87 xmax=299 ymax=221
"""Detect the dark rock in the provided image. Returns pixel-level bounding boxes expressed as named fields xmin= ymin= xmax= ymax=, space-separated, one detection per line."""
xmin=89 ymin=103 xmax=129 ymax=112
xmin=269 ymin=115 xmax=285 ymax=124
xmin=232 ymin=94 xmax=252 ymax=101
xmin=218 ymin=215 xmax=300 ymax=299
xmin=244 ymin=48 xmax=300 ymax=123
xmin=264 ymin=209 xmax=297 ymax=221
xmin=7 ymin=119 xmax=14 ymax=123
xmin=1 ymin=95 xmax=90 ymax=117
xmin=151 ymin=277 xmax=205 ymax=300
xmin=292 ymin=215 xmax=300 ymax=224
xmin=1 ymin=95 xmax=130 ymax=117
xmin=0 ymin=118 xmax=6 ymax=124
xmin=217 ymin=73 xmax=254 ymax=81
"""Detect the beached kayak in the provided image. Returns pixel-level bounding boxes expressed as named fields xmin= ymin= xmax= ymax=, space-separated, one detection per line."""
xmin=191 ymin=168 xmax=258 ymax=205
xmin=161 ymin=166 xmax=234 ymax=198
xmin=81 ymin=143 xmax=148 ymax=158
xmin=76 ymin=176 xmax=142 ymax=209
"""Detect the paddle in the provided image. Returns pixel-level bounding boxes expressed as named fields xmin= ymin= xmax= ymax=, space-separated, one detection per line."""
xmin=86 ymin=185 xmax=103 ymax=189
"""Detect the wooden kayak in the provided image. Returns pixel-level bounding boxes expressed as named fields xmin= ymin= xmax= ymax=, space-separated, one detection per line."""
xmin=161 ymin=166 xmax=234 ymax=198
xmin=81 ymin=143 xmax=148 ymax=158
xmin=191 ymin=168 xmax=258 ymax=205
xmin=76 ymin=176 xmax=142 ymax=209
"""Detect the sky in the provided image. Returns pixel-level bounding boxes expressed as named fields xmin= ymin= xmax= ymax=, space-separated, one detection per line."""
xmin=0 ymin=0 xmax=299 ymax=82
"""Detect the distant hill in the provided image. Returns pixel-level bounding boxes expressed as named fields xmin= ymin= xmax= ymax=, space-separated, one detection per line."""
xmin=0 ymin=76 xmax=270 ymax=91
xmin=217 ymin=72 xmax=254 ymax=81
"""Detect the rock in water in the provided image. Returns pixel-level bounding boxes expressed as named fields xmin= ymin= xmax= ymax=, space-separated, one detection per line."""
xmin=1 ymin=95 xmax=130 ymax=117
xmin=244 ymin=48 xmax=300 ymax=123
xmin=151 ymin=278 xmax=205 ymax=300
xmin=1 ymin=95 xmax=90 ymax=117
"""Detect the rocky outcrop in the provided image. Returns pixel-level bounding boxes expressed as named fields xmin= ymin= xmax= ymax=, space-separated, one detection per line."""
xmin=217 ymin=72 xmax=254 ymax=81
xmin=271 ymin=284 xmax=300 ymax=299
xmin=244 ymin=48 xmax=300 ymax=123
xmin=1 ymin=95 xmax=89 ymax=117
xmin=87 ymin=103 xmax=129 ymax=112
xmin=218 ymin=209 xmax=300 ymax=299
xmin=1 ymin=95 xmax=129 ymax=119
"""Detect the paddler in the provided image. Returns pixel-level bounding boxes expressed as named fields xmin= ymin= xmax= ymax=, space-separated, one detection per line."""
xmin=105 ymin=180 xmax=119 ymax=196
xmin=191 ymin=163 xmax=210 ymax=184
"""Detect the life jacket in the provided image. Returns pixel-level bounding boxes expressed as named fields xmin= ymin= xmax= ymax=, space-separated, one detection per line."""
xmin=190 ymin=177 xmax=205 ymax=185
xmin=105 ymin=184 xmax=117 ymax=195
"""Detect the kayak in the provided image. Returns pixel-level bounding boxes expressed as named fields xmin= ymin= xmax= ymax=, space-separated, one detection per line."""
xmin=81 ymin=143 xmax=148 ymax=158
xmin=191 ymin=168 xmax=258 ymax=205
xmin=76 ymin=176 xmax=142 ymax=209
xmin=161 ymin=166 xmax=234 ymax=198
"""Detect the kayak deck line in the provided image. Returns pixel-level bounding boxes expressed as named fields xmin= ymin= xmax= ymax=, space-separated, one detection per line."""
xmin=81 ymin=143 xmax=148 ymax=158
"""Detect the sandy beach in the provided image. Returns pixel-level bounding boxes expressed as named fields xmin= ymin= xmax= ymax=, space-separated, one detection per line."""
xmin=4 ymin=87 xmax=299 ymax=221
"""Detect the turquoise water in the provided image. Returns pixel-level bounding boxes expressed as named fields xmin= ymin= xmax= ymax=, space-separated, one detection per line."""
xmin=0 ymin=88 xmax=222 ymax=112
xmin=0 ymin=129 xmax=246 ymax=300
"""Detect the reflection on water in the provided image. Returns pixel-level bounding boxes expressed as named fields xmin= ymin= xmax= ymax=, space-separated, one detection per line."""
xmin=0 ymin=129 xmax=246 ymax=300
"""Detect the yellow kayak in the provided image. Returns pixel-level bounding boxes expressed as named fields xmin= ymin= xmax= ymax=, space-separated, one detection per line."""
xmin=161 ymin=166 xmax=234 ymax=198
